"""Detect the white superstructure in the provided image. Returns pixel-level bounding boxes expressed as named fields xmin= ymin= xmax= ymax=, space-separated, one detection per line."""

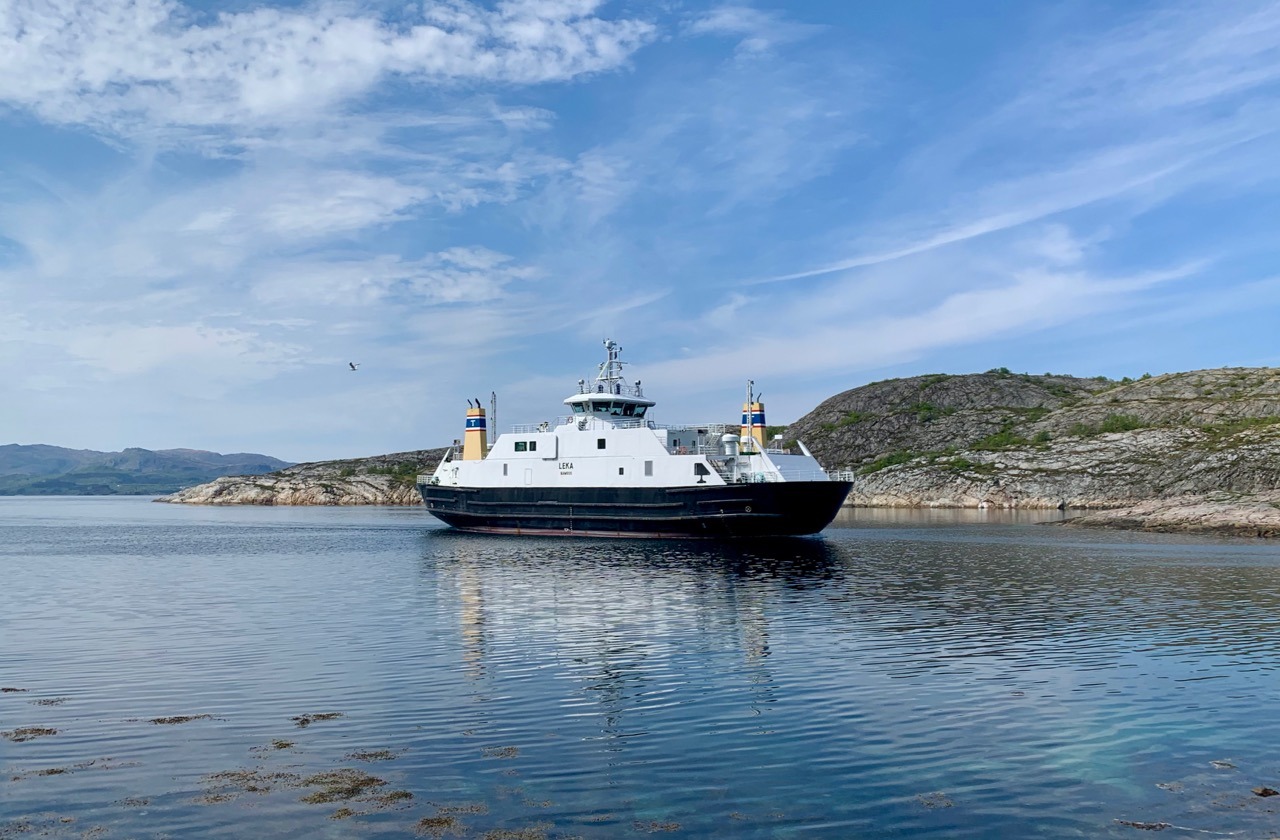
xmin=426 ymin=340 xmax=844 ymax=490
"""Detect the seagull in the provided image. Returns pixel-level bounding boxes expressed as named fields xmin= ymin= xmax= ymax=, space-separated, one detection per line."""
xmin=349 ymin=362 xmax=359 ymax=371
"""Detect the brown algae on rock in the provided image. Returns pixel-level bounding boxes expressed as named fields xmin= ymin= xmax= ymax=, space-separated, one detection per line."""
xmin=634 ymin=820 xmax=681 ymax=833
xmin=150 ymin=714 xmax=212 ymax=725
xmin=2 ymin=727 xmax=59 ymax=742
xmin=415 ymin=815 xmax=461 ymax=837
xmin=197 ymin=768 xmax=303 ymax=804
xmin=375 ymin=789 xmax=414 ymax=806
xmin=292 ymin=712 xmax=344 ymax=728
xmin=481 ymin=827 xmax=551 ymax=840
xmin=482 ymin=746 xmax=520 ymax=759
xmin=344 ymin=748 xmax=402 ymax=762
xmin=298 ymin=769 xmax=388 ymax=804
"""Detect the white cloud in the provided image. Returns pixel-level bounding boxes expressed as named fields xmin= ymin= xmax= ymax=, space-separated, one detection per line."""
xmin=251 ymin=247 xmax=539 ymax=307
xmin=0 ymin=0 xmax=656 ymax=141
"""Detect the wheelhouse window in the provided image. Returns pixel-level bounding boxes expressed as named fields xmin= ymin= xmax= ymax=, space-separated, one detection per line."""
xmin=528 ymin=440 xmax=537 ymax=452
xmin=571 ymin=403 xmax=585 ymax=414
xmin=515 ymin=441 xmax=527 ymax=452
xmin=597 ymin=438 xmax=607 ymax=450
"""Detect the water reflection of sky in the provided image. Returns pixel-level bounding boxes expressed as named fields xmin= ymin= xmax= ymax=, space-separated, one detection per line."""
xmin=3 ymin=497 xmax=1280 ymax=838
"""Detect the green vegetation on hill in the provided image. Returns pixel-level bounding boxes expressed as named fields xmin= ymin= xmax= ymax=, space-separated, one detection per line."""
xmin=785 ymin=366 xmax=1280 ymax=473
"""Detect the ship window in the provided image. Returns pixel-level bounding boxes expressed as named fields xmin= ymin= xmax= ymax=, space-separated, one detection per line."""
xmin=590 ymin=400 xmax=606 ymax=412
xmin=635 ymin=406 xmax=647 ymax=418
xmin=609 ymin=401 xmax=623 ymax=415
xmin=503 ymin=463 xmax=508 ymax=476
xmin=528 ymin=440 xmax=537 ymax=452
xmin=622 ymin=403 xmax=635 ymax=416
xmin=515 ymin=441 xmax=527 ymax=452
xmin=571 ymin=403 xmax=585 ymax=414
xmin=694 ymin=462 xmax=710 ymax=476
xmin=618 ymin=467 xmax=625 ymax=475
xmin=597 ymin=438 xmax=606 ymax=450
xmin=644 ymin=460 xmax=653 ymax=476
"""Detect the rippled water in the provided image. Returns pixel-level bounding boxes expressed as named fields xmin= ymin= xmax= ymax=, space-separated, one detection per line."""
xmin=3 ymin=498 xmax=1280 ymax=838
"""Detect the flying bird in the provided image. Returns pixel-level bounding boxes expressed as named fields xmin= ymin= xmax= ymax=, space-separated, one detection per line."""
xmin=349 ymin=362 xmax=359 ymax=371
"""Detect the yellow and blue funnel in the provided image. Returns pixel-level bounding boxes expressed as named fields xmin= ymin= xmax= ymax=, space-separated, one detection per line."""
xmin=741 ymin=401 xmax=766 ymax=452
xmin=463 ymin=406 xmax=488 ymax=461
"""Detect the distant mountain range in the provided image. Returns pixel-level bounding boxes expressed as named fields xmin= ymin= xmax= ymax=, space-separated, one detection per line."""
xmin=0 ymin=444 xmax=292 ymax=496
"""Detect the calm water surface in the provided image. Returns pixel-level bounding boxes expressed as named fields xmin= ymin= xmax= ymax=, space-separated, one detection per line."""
xmin=3 ymin=498 xmax=1280 ymax=838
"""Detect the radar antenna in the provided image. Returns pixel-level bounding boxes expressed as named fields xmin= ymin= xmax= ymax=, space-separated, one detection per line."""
xmin=596 ymin=339 xmax=628 ymax=389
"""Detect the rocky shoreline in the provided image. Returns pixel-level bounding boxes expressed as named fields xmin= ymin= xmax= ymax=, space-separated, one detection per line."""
xmin=155 ymin=449 xmax=445 ymax=506
xmin=1051 ymin=493 xmax=1280 ymax=537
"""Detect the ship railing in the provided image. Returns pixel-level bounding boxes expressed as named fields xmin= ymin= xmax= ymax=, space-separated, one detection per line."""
xmin=510 ymin=419 xmax=739 ymax=435
xmin=578 ymin=381 xmax=646 ymax=398
xmin=727 ymin=469 xmax=856 ymax=483
xmin=510 ymin=421 xmax=562 ymax=433
xmin=416 ymin=474 xmax=439 ymax=486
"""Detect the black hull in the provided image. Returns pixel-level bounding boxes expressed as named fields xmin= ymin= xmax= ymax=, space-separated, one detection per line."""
xmin=416 ymin=481 xmax=853 ymax=538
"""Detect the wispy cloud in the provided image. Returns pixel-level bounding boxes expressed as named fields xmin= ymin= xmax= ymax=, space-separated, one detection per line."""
xmin=687 ymin=4 xmax=825 ymax=55
xmin=0 ymin=0 xmax=655 ymax=141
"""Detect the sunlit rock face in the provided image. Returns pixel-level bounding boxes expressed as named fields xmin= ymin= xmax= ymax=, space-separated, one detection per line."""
xmin=156 ymin=449 xmax=445 ymax=506
xmin=786 ymin=367 xmax=1280 ymax=529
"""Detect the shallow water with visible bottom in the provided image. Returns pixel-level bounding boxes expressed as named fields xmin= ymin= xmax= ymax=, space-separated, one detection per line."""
xmin=3 ymin=498 xmax=1280 ymax=838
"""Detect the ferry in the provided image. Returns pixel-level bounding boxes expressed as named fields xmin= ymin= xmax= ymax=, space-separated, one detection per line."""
xmin=417 ymin=340 xmax=853 ymax=538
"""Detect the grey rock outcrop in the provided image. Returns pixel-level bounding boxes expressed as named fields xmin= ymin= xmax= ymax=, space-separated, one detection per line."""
xmin=156 ymin=449 xmax=446 ymax=505
xmin=1056 ymin=492 xmax=1280 ymax=536
xmin=786 ymin=367 xmax=1280 ymax=525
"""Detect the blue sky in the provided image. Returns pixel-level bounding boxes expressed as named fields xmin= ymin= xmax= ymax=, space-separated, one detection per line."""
xmin=3 ymin=0 xmax=1280 ymax=462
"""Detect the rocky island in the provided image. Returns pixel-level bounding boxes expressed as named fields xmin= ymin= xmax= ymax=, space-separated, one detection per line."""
xmin=159 ymin=367 xmax=1280 ymax=536
xmin=790 ymin=366 xmax=1280 ymax=535
xmin=156 ymin=449 xmax=446 ymax=506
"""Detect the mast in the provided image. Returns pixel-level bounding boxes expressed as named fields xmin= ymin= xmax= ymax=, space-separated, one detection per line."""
xmin=595 ymin=338 xmax=627 ymax=394
xmin=489 ymin=391 xmax=497 ymax=446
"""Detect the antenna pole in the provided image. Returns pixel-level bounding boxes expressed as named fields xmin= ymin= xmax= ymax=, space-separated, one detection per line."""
xmin=489 ymin=391 xmax=497 ymax=446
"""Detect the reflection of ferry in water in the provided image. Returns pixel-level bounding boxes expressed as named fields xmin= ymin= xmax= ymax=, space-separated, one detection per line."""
xmin=417 ymin=340 xmax=853 ymax=538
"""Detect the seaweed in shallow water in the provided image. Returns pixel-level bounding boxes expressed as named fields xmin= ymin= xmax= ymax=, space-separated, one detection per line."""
xmin=345 ymin=748 xmax=402 ymax=762
xmin=2 ymin=726 xmax=59 ymax=742
xmin=150 ymin=714 xmax=212 ymax=725
xmin=415 ymin=815 xmax=461 ymax=837
xmin=299 ymin=769 xmax=388 ymax=804
xmin=292 ymin=712 xmax=344 ymax=728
